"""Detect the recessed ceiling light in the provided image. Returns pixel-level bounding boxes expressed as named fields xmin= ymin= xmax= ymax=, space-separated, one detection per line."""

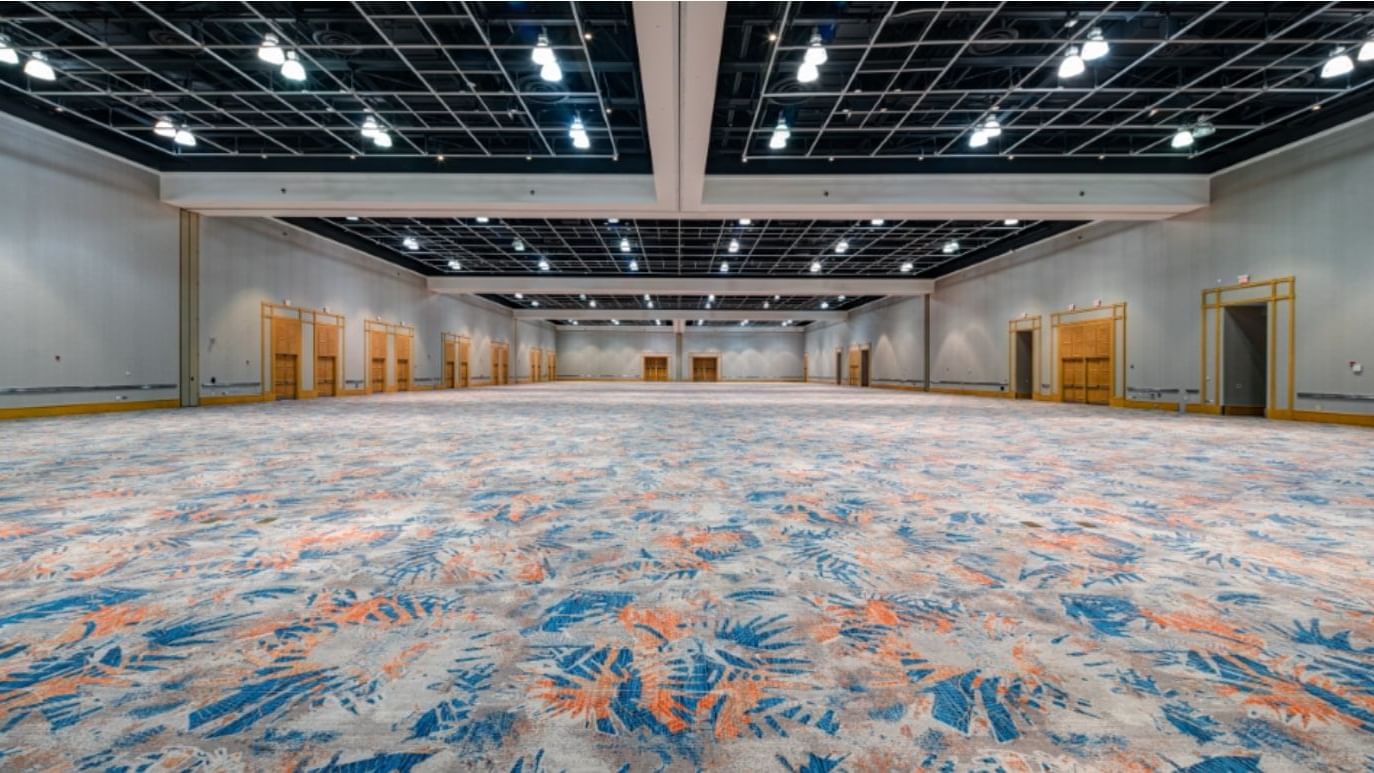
xmin=1320 ymin=46 xmax=1354 ymax=78
xmin=23 ymin=51 xmax=56 ymax=81
xmin=476 ymin=216 xmax=489 ymax=223
xmin=870 ymin=219 xmax=885 ymax=225
xmin=1004 ymin=218 xmax=1020 ymax=226
xmin=569 ymin=116 xmax=590 ymax=149
xmin=607 ymin=218 xmax=619 ymax=224
xmin=763 ymin=301 xmax=770 ymax=309
xmin=1058 ymin=46 xmax=1085 ymax=79
xmin=0 ymin=35 xmax=19 ymax=66
xmin=969 ymin=129 xmax=990 ymax=148
xmin=1082 ymin=28 xmax=1110 ymax=61
xmin=280 ymin=50 xmax=306 ymax=82
xmin=738 ymin=218 xmax=752 ymax=225
xmin=346 ymin=216 xmax=359 ymax=221
xmin=372 ymin=130 xmax=392 ymax=149
xmin=612 ymin=319 xmax=620 ymax=325
xmin=257 ymin=34 xmax=286 ymax=65
xmin=514 ymin=293 xmax=524 ymax=299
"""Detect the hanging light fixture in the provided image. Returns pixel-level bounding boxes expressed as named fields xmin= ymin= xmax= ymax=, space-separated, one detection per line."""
xmin=280 ymin=50 xmax=306 ymax=82
xmin=476 ymin=216 xmax=489 ymax=223
xmin=540 ymin=59 xmax=562 ymax=83
xmin=968 ymin=129 xmax=990 ymax=148
xmin=810 ymin=261 xmax=822 ymax=273
xmin=628 ymin=260 xmax=639 ymax=271
xmin=538 ymin=258 xmax=551 ymax=271
xmin=0 ymin=35 xmax=19 ymax=66
xmin=728 ymin=239 xmax=740 ymax=253
xmin=1004 ymin=218 xmax=1020 ymax=226
xmin=448 ymin=259 xmax=462 ymax=271
xmin=900 ymin=262 xmax=914 ymax=273
xmin=1320 ymin=46 xmax=1354 ymax=78
xmin=173 ymin=126 xmax=197 ymax=147
xmin=513 ymin=239 xmax=525 ymax=251
xmin=1191 ymin=119 xmax=1215 ymax=139
xmin=23 ymin=50 xmax=56 ymax=81
xmin=1170 ymin=128 xmax=1195 ymax=148
xmin=532 ymin=33 xmax=555 ymax=65
xmin=569 ymin=116 xmax=591 ymax=149
xmin=1058 ymin=46 xmax=1085 ymax=79
xmin=835 ymin=240 xmax=848 ymax=253
xmin=360 ymin=116 xmax=380 ymax=139
xmin=1360 ymin=32 xmax=1374 ymax=62
xmin=257 ymin=34 xmax=286 ymax=65
xmin=797 ymin=61 xmax=820 ymax=84
xmin=589 ymin=299 xmax=597 ymax=308
xmin=402 ymin=236 xmax=419 ymax=250
xmin=804 ymin=32 xmax=828 ymax=65
xmin=720 ymin=262 xmax=730 ymax=273
xmin=1081 ymin=28 xmax=1110 ymax=61
xmin=619 ymin=238 xmax=631 ymax=252
xmin=942 ymin=240 xmax=959 ymax=254
xmin=153 ymin=117 xmax=177 ymax=138
xmin=372 ymin=130 xmax=392 ymax=149
xmin=870 ymin=219 xmax=885 ymax=226
xmin=738 ymin=218 xmax=752 ymax=225
xmin=769 ymin=116 xmax=790 ymax=150
xmin=983 ymin=117 xmax=1002 ymax=138
xmin=820 ymin=301 xmax=830 ymax=309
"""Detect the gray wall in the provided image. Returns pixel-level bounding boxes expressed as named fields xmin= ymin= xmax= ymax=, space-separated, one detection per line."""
xmin=930 ymin=116 xmax=1374 ymax=413
xmin=199 ymin=218 xmax=524 ymax=395
xmin=555 ymin=328 xmax=804 ymax=380
xmin=804 ymin=297 xmax=926 ymax=387
xmin=0 ymin=114 xmax=181 ymax=408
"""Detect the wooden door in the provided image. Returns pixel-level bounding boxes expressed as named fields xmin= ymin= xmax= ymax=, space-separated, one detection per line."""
xmin=803 ymin=353 xmax=809 ymax=382
xmin=1059 ymin=320 xmax=1112 ymax=404
xmin=848 ymin=346 xmax=860 ymax=386
xmin=369 ymin=330 xmax=388 ymax=393
xmin=692 ymin=357 xmax=718 ymax=382
xmin=546 ymin=351 xmax=556 ymax=381
xmin=271 ymin=317 xmax=301 ymax=400
xmin=395 ymin=334 xmax=412 ymax=391
xmin=459 ymin=340 xmax=470 ymax=387
xmin=645 ymin=356 xmax=668 ymax=381
xmin=500 ymin=346 xmax=509 ymax=384
xmin=442 ymin=341 xmax=455 ymax=388
xmin=315 ymin=323 xmax=339 ymax=397
xmin=316 ymin=356 xmax=336 ymax=397
xmin=531 ymin=349 xmax=541 ymax=382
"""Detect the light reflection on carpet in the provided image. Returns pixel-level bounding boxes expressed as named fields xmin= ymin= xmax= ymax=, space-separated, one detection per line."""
xmin=1 ymin=384 xmax=1372 ymax=771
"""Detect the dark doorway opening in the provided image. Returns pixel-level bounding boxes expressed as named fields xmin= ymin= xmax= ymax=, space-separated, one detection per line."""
xmin=1222 ymin=304 xmax=1268 ymax=416
xmin=1013 ymin=330 xmax=1034 ymax=399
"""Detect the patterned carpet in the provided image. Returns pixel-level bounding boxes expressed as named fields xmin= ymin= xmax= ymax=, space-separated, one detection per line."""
xmin=2 ymin=383 xmax=1373 ymax=772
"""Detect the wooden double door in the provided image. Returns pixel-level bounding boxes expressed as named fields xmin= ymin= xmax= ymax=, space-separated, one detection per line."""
xmin=1059 ymin=319 xmax=1112 ymax=405
xmin=315 ymin=323 xmax=339 ymax=396
xmin=691 ymin=356 xmax=719 ymax=382
xmin=644 ymin=356 xmax=669 ymax=381
xmin=491 ymin=343 xmax=510 ymax=385
xmin=443 ymin=338 xmax=470 ymax=388
xmin=271 ymin=317 xmax=301 ymax=400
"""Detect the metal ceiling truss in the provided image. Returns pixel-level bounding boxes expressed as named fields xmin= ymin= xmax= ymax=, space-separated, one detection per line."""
xmin=0 ymin=1 xmax=647 ymax=172
xmin=712 ymin=1 xmax=1374 ymax=173
xmin=299 ymin=215 xmax=1081 ymax=279
xmin=489 ymin=293 xmax=872 ymax=312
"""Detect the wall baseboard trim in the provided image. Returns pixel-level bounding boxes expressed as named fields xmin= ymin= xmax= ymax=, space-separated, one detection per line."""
xmin=1270 ymin=408 xmax=1374 ymax=428
xmin=872 ymin=383 xmax=928 ymax=393
xmin=0 ymin=398 xmax=180 ymax=421
xmin=201 ymin=393 xmax=272 ymax=406
xmin=929 ymin=386 xmax=1006 ymax=399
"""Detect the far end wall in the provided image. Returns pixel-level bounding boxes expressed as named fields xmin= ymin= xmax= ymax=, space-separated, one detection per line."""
xmin=804 ymin=297 xmax=927 ymax=388
xmin=556 ymin=328 xmax=804 ymax=381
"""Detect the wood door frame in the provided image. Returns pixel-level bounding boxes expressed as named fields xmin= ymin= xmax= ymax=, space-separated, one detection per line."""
xmin=441 ymin=332 xmax=470 ymax=389
xmin=1201 ymin=277 xmax=1295 ymax=417
xmin=490 ymin=340 xmax=510 ymax=385
xmin=1050 ymin=303 xmax=1126 ymax=404
xmin=642 ymin=352 xmax=672 ymax=381
xmin=260 ymin=301 xmax=344 ymax=401
xmin=1007 ymin=315 xmax=1042 ymax=400
xmin=689 ymin=352 xmax=721 ymax=382
xmin=364 ymin=318 xmax=415 ymax=394
xmin=546 ymin=350 xmax=556 ymax=382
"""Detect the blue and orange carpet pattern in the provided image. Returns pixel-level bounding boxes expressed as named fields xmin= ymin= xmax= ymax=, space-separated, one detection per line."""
xmin=2 ymin=384 xmax=1373 ymax=771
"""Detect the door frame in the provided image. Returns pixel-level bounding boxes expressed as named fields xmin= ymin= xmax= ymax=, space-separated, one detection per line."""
xmin=1201 ymin=277 xmax=1294 ymax=417
xmin=1051 ymin=302 xmax=1126 ymax=404
xmin=689 ymin=353 xmax=722 ymax=382
xmin=441 ymin=332 xmax=471 ymax=389
xmin=260 ymin=301 xmax=342 ymax=401
xmin=1007 ymin=314 xmax=1042 ymax=400
xmin=364 ymin=318 xmax=414 ymax=394
xmin=642 ymin=352 xmax=672 ymax=381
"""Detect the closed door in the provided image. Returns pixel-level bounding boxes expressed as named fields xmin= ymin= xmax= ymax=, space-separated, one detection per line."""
xmin=531 ymin=350 xmax=542 ymax=382
xmin=273 ymin=353 xmax=297 ymax=399
xmin=860 ymin=349 xmax=871 ymax=387
xmin=316 ymin=356 xmax=336 ymax=396
xmin=396 ymin=359 xmax=411 ymax=391
xmin=1059 ymin=320 xmax=1112 ymax=404
xmin=848 ymin=347 xmax=860 ymax=386
xmin=692 ymin=357 xmax=718 ymax=382
xmin=546 ymin=351 xmax=556 ymax=381
xmin=370 ymin=358 xmax=386 ymax=392
xmin=644 ymin=356 xmax=668 ymax=381
xmin=835 ymin=351 xmax=843 ymax=385
xmin=459 ymin=341 xmax=470 ymax=387
xmin=803 ymin=354 xmax=809 ymax=382
xmin=443 ymin=361 xmax=455 ymax=389
xmin=442 ymin=342 xmax=455 ymax=388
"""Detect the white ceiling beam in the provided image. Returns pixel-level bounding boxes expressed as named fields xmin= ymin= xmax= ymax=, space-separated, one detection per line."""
xmin=523 ymin=309 xmax=843 ymax=322
xmin=161 ymin=170 xmax=1207 ymax=220
xmin=159 ymin=172 xmax=659 ymax=217
xmin=427 ymin=276 xmax=932 ymax=296
xmin=678 ymin=2 xmax=727 ymax=210
xmin=632 ymin=1 xmax=680 ymax=210
xmin=699 ymin=173 xmax=1210 ymax=220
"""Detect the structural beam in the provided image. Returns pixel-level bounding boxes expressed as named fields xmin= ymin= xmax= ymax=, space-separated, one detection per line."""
xmin=159 ymin=172 xmax=659 ymax=217
xmin=524 ymin=309 xmax=843 ymax=323
xmin=677 ymin=2 xmax=728 ymax=211
xmin=427 ymin=276 xmax=933 ymax=296
xmin=699 ymin=174 xmax=1210 ymax=220
xmin=632 ymin=1 xmax=680 ymax=210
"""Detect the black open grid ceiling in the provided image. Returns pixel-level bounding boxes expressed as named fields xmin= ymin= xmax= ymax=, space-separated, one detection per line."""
xmin=298 ymin=216 xmax=1082 ymax=279
xmin=0 ymin=1 xmax=647 ymax=173
xmin=557 ymin=319 xmax=815 ymax=328
xmin=711 ymin=1 xmax=1374 ymax=174
xmin=485 ymin=293 xmax=872 ymax=314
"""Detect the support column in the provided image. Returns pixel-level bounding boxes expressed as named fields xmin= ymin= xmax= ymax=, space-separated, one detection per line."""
xmin=922 ymin=294 xmax=931 ymax=392
xmin=675 ymin=330 xmax=685 ymax=382
xmin=179 ymin=210 xmax=200 ymax=407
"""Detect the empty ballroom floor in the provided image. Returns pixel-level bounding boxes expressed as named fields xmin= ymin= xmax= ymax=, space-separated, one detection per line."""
xmin=1 ymin=383 xmax=1373 ymax=771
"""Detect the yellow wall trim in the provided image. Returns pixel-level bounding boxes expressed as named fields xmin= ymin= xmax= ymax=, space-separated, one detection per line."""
xmin=0 ymin=398 xmax=179 ymax=421
xmin=1271 ymin=409 xmax=1374 ymax=428
xmin=201 ymin=394 xmax=272 ymax=407
xmin=929 ymin=386 xmax=1006 ymax=399
xmin=872 ymin=383 xmax=928 ymax=393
